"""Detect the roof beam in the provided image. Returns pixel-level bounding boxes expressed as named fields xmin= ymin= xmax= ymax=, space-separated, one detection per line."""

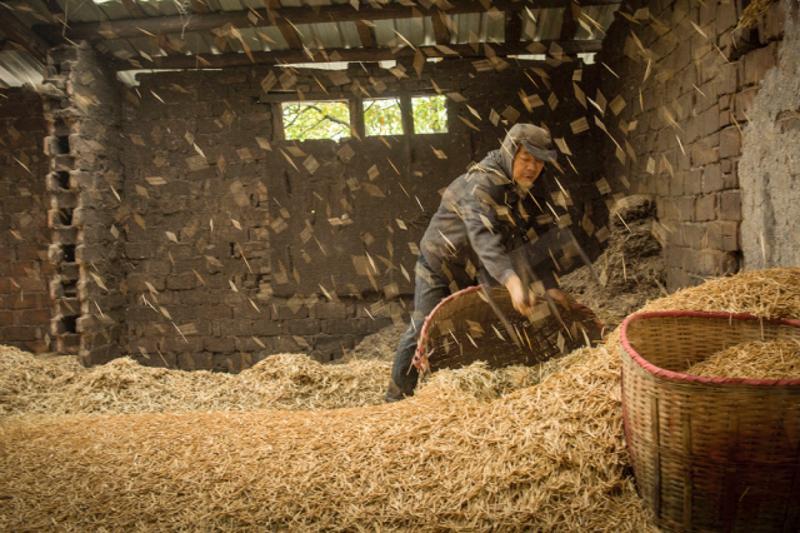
xmin=110 ymin=40 xmax=603 ymax=70
xmin=34 ymin=0 xmax=622 ymax=43
xmin=559 ymin=1 xmax=581 ymax=43
xmin=355 ymin=20 xmax=376 ymax=48
xmin=268 ymin=0 xmax=303 ymax=49
xmin=431 ymin=11 xmax=452 ymax=45
xmin=505 ymin=10 xmax=522 ymax=44
xmin=0 ymin=5 xmax=52 ymax=62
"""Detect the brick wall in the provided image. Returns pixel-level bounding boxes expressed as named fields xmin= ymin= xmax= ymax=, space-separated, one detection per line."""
xmin=596 ymin=0 xmax=785 ymax=290
xmin=41 ymin=43 xmax=127 ymax=363
xmin=0 ymin=88 xmax=52 ymax=352
xmin=119 ymin=57 xmax=608 ymax=370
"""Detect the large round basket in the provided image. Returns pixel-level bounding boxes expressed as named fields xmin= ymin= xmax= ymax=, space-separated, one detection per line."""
xmin=620 ymin=311 xmax=800 ymax=532
xmin=412 ymin=285 xmax=602 ymax=373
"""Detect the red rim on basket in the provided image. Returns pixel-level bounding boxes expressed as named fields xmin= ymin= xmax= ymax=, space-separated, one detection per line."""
xmin=620 ymin=310 xmax=800 ymax=387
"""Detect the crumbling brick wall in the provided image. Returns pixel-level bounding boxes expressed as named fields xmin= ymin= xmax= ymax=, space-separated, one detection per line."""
xmin=41 ymin=43 xmax=127 ymax=363
xmin=119 ymin=57 xmax=608 ymax=370
xmin=0 ymin=88 xmax=52 ymax=353
xmin=596 ymin=0 xmax=785 ymax=290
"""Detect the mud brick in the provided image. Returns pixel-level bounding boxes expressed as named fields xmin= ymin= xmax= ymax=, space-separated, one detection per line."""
xmin=0 ymin=310 xmax=13 ymax=326
xmin=178 ymin=352 xmax=213 ymax=370
xmin=690 ymin=135 xmax=720 ymax=167
xmin=124 ymin=242 xmax=155 ymax=259
xmin=162 ymin=336 xmax=203 ymax=353
xmin=288 ymin=319 xmax=319 ymax=335
xmin=701 ymin=164 xmax=723 ymax=193
xmin=19 ymin=308 xmax=51 ymax=325
xmin=721 ymin=158 xmax=739 ymax=189
xmin=166 ymin=272 xmax=197 ymax=290
xmin=683 ymin=169 xmax=703 ymax=195
xmin=760 ymin=1 xmax=786 ymax=42
xmin=694 ymin=194 xmax=717 ymax=222
xmin=272 ymin=303 xmax=308 ymax=319
xmin=743 ymin=42 xmax=779 ymax=86
xmin=719 ymin=126 xmax=741 ymax=159
xmin=719 ymin=190 xmax=742 ymax=221
xmin=699 ymin=104 xmax=720 ymax=138
xmin=1 ymin=326 xmax=39 ymax=341
xmin=8 ymin=292 xmax=47 ymax=310
xmin=311 ymin=302 xmax=350 ymax=319
xmin=204 ymin=336 xmax=236 ymax=353
xmin=676 ymin=196 xmax=696 ymax=221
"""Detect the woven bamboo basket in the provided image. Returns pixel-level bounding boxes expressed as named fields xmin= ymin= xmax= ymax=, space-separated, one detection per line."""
xmin=620 ymin=311 xmax=800 ymax=533
xmin=412 ymin=285 xmax=602 ymax=373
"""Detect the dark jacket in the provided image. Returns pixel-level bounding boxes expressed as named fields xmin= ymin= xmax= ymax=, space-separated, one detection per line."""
xmin=420 ymin=132 xmax=571 ymax=290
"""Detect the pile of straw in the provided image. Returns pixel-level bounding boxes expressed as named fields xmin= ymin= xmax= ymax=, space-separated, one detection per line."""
xmin=686 ymin=339 xmax=800 ymax=379
xmin=341 ymin=323 xmax=405 ymax=361
xmin=561 ymin=195 xmax=666 ymax=327
xmin=1 ymin=267 xmax=797 ymax=531
xmin=0 ymin=350 xmax=392 ymax=416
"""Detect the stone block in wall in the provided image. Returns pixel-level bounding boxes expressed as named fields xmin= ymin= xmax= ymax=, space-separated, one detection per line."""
xmin=743 ymin=42 xmax=779 ymax=87
xmin=287 ymin=319 xmax=320 ymax=335
xmin=719 ymin=126 xmax=741 ymax=159
xmin=698 ymin=104 xmax=720 ymax=138
xmin=707 ymin=220 xmax=740 ymax=252
xmin=714 ymin=1 xmax=738 ymax=37
xmin=732 ymin=87 xmax=757 ymax=123
xmin=701 ymin=164 xmax=723 ymax=193
xmin=165 ymin=272 xmax=198 ymax=290
xmin=676 ymin=196 xmax=696 ymax=221
xmin=721 ymin=158 xmax=739 ymax=189
xmin=204 ymin=336 xmax=235 ymax=353
xmin=690 ymin=134 xmax=720 ymax=167
xmin=694 ymin=193 xmax=717 ymax=222
xmin=177 ymin=351 xmax=213 ymax=370
xmin=719 ymin=190 xmax=742 ymax=221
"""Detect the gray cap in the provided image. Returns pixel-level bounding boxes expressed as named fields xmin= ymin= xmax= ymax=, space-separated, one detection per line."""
xmin=506 ymin=123 xmax=557 ymax=163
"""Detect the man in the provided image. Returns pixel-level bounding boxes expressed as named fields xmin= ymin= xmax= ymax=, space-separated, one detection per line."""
xmin=386 ymin=123 xmax=579 ymax=402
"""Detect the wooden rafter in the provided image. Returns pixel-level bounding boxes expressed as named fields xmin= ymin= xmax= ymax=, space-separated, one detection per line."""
xmin=505 ymin=10 xmax=522 ymax=44
xmin=34 ymin=0 xmax=622 ymax=43
xmin=110 ymin=40 xmax=603 ymax=70
xmin=431 ymin=11 xmax=452 ymax=45
xmin=559 ymin=1 xmax=581 ymax=43
xmin=355 ymin=20 xmax=376 ymax=48
xmin=268 ymin=0 xmax=303 ymax=49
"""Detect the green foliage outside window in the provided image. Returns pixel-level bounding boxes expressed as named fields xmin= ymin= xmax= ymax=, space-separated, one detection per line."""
xmin=282 ymin=101 xmax=351 ymax=141
xmin=281 ymin=94 xmax=448 ymax=141
xmin=364 ymin=98 xmax=403 ymax=136
xmin=412 ymin=95 xmax=448 ymax=134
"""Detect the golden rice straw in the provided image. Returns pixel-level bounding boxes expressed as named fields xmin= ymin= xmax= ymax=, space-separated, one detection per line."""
xmin=0 ymin=267 xmax=797 ymax=531
xmin=686 ymin=338 xmax=800 ymax=379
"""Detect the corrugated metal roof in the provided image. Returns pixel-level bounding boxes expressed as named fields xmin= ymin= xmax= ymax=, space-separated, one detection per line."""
xmin=0 ymin=0 xmax=620 ymax=87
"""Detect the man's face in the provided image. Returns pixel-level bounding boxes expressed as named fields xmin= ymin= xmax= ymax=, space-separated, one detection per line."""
xmin=512 ymin=145 xmax=545 ymax=192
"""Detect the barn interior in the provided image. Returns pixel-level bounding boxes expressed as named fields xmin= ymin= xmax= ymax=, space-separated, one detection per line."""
xmin=1 ymin=0 xmax=799 ymax=530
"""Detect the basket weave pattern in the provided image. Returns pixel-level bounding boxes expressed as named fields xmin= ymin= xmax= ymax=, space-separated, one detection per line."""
xmin=620 ymin=311 xmax=800 ymax=532
xmin=412 ymin=285 xmax=601 ymax=373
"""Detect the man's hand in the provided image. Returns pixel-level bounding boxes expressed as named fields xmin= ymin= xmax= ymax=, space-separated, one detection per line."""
xmin=504 ymin=274 xmax=533 ymax=316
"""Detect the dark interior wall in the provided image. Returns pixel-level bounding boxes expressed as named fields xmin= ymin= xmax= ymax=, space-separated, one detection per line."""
xmin=0 ymin=88 xmax=52 ymax=353
xmin=119 ymin=56 xmax=608 ymax=369
xmin=596 ymin=0 xmax=786 ymax=290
